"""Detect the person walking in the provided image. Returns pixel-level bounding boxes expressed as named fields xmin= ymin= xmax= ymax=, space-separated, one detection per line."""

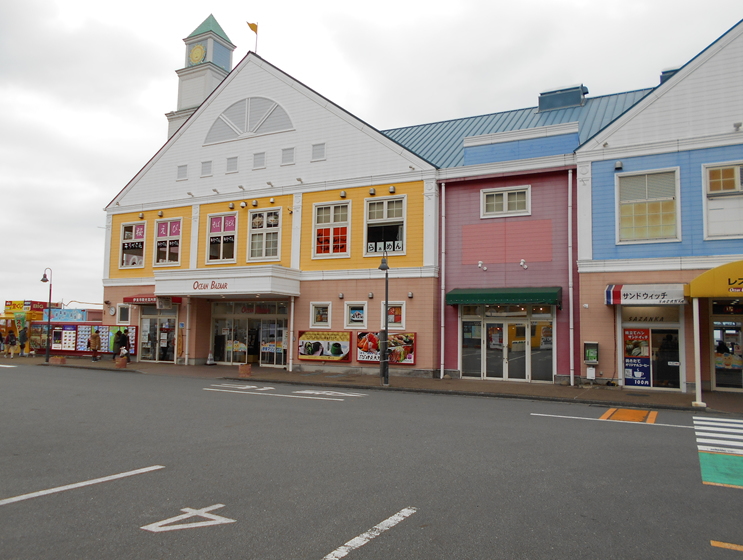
xmin=18 ymin=327 xmax=28 ymax=357
xmin=90 ymin=328 xmax=101 ymax=361
xmin=5 ymin=330 xmax=17 ymax=359
xmin=112 ymin=330 xmax=122 ymax=361
xmin=122 ymin=329 xmax=131 ymax=362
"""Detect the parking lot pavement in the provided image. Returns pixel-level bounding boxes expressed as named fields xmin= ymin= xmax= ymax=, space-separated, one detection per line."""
xmin=3 ymin=353 xmax=742 ymax=415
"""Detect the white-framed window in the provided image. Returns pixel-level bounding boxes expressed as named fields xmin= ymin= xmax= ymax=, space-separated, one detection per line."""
xmin=365 ymin=196 xmax=405 ymax=255
xmin=311 ymin=143 xmax=326 ymax=161
xmin=177 ymin=165 xmax=188 ymax=181
xmin=314 ymin=202 xmax=349 ymax=257
xmin=481 ymin=185 xmax=531 ymax=218
xmin=117 ymin=304 xmax=131 ymax=325
xmin=617 ymin=170 xmax=679 ymax=243
xmin=381 ymin=301 xmax=405 ymax=330
xmin=704 ymin=160 xmax=743 ymax=239
xmin=226 ymin=156 xmax=238 ymax=173
xmin=281 ymin=147 xmax=295 ymax=166
xmin=253 ymin=152 xmax=266 ymax=169
xmin=344 ymin=302 xmax=367 ymax=329
xmin=248 ymin=209 xmax=281 ymax=260
xmin=310 ymin=302 xmax=331 ymax=328
xmin=120 ymin=223 xmax=146 ymax=268
xmin=207 ymin=214 xmax=237 ymax=262
xmin=201 ymin=161 xmax=213 ymax=177
xmin=154 ymin=219 xmax=181 ymax=265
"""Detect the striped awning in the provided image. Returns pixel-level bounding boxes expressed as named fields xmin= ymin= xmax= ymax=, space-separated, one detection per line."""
xmin=605 ymin=284 xmax=686 ymax=305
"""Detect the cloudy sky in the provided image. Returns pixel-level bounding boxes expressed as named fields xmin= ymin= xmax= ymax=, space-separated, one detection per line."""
xmin=1 ymin=0 xmax=740 ymax=308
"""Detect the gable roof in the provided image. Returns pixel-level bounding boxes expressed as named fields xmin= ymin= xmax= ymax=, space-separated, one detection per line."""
xmin=381 ymin=89 xmax=652 ymax=169
xmin=187 ymin=14 xmax=232 ymax=44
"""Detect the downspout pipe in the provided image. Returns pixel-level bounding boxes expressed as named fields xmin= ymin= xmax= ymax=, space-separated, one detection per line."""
xmin=568 ymin=169 xmax=575 ymax=386
xmin=440 ymin=182 xmax=446 ymax=379
xmin=289 ymin=296 xmax=295 ymax=372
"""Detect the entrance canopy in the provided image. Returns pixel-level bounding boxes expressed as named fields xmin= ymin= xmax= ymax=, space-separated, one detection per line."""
xmin=688 ymin=260 xmax=743 ymax=298
xmin=446 ymin=287 xmax=562 ymax=309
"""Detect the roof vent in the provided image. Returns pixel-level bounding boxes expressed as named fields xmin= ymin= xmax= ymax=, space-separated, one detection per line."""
xmin=538 ymin=84 xmax=589 ymax=112
xmin=660 ymin=67 xmax=681 ymax=84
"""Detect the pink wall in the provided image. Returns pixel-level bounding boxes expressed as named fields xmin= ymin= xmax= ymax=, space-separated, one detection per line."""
xmin=442 ymin=170 xmax=579 ymax=376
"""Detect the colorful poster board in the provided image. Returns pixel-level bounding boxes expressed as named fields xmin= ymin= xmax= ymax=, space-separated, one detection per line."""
xmin=623 ymin=328 xmax=650 ymax=386
xmin=297 ymin=331 xmax=351 ymax=361
xmin=357 ymin=332 xmax=416 ymax=365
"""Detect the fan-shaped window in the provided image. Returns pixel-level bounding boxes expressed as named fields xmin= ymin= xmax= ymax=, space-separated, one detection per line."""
xmin=205 ymin=97 xmax=293 ymax=144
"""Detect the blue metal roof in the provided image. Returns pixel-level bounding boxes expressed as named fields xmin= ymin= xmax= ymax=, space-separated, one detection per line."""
xmin=381 ymin=89 xmax=653 ymax=169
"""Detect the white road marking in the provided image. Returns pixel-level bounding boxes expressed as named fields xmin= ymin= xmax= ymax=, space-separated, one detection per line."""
xmin=698 ymin=445 xmax=743 ymax=455
xmin=212 ymin=384 xmax=275 ymax=391
xmin=0 ymin=465 xmax=165 ymax=507
xmin=203 ymin=388 xmax=344 ymax=401
xmin=695 ymin=432 xmax=743 ymax=440
xmin=293 ymin=390 xmax=368 ymax=397
xmin=0 ymin=364 xmax=17 ymax=368
xmin=530 ymin=413 xmax=693 ymax=429
xmin=141 ymin=504 xmax=236 ymax=532
xmin=693 ymin=417 xmax=743 ymax=455
xmin=696 ymin=438 xmax=743 ymax=447
xmin=321 ymin=507 xmax=417 ymax=560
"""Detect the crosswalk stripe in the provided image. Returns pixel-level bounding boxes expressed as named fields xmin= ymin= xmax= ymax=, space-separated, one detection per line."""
xmin=698 ymin=445 xmax=743 ymax=456
xmin=694 ymin=418 xmax=743 ymax=427
xmin=695 ymin=432 xmax=743 ymax=440
xmin=697 ymin=438 xmax=743 ymax=447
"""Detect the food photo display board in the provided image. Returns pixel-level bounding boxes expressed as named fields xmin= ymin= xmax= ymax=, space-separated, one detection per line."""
xmin=357 ymin=332 xmax=416 ymax=365
xmin=297 ymin=331 xmax=352 ymax=362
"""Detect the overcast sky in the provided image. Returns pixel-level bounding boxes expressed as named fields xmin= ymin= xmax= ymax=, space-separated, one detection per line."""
xmin=1 ymin=0 xmax=740 ymax=308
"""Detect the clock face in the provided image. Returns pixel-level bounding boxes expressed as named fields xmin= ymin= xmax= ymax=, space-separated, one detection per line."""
xmin=189 ymin=44 xmax=206 ymax=65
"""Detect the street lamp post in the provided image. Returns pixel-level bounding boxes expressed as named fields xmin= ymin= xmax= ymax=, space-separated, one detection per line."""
xmin=378 ymin=254 xmax=390 ymax=386
xmin=40 ymin=268 xmax=52 ymax=363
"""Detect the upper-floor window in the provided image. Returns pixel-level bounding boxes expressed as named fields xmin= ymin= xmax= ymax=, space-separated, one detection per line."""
xmin=249 ymin=210 xmax=280 ymax=260
xmin=176 ymin=165 xmax=188 ymax=181
xmin=281 ymin=147 xmax=295 ymax=166
xmin=707 ymin=163 xmax=743 ymax=194
xmin=365 ymin=196 xmax=405 ymax=255
xmin=121 ymin=223 xmax=145 ymax=268
xmin=208 ymin=214 xmax=236 ymax=262
xmin=201 ymin=161 xmax=212 ymax=177
xmin=226 ymin=157 xmax=238 ymax=173
xmin=314 ymin=203 xmax=349 ymax=257
xmin=311 ymin=143 xmax=326 ymax=161
xmin=253 ymin=152 xmax=266 ymax=169
xmin=205 ymin=97 xmax=294 ymax=144
xmin=617 ymin=170 xmax=678 ymax=243
xmin=481 ymin=186 xmax=530 ymax=218
xmin=705 ymin=161 xmax=743 ymax=239
xmin=310 ymin=303 xmax=331 ymax=328
xmin=155 ymin=219 xmax=181 ymax=265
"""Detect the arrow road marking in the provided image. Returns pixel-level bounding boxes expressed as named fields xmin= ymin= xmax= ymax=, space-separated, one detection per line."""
xmin=141 ymin=504 xmax=236 ymax=532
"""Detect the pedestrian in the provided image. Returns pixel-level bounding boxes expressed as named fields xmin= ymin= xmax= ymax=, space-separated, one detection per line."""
xmin=112 ymin=330 xmax=122 ymax=360
xmin=90 ymin=328 xmax=101 ymax=362
xmin=18 ymin=327 xmax=28 ymax=357
xmin=0 ymin=328 xmax=4 ymax=354
xmin=5 ymin=330 xmax=17 ymax=359
xmin=122 ymin=329 xmax=131 ymax=362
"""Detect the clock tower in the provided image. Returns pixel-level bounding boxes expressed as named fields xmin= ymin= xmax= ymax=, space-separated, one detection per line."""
xmin=166 ymin=15 xmax=236 ymax=138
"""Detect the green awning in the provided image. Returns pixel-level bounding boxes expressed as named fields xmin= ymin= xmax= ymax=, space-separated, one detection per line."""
xmin=445 ymin=287 xmax=562 ymax=309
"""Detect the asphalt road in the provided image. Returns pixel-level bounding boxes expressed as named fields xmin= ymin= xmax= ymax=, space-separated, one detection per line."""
xmin=0 ymin=363 xmax=740 ymax=559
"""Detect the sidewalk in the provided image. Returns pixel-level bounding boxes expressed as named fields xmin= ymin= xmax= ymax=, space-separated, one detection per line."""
xmin=4 ymin=354 xmax=743 ymax=415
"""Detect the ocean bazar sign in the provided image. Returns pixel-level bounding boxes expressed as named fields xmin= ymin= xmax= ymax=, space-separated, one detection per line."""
xmin=297 ymin=331 xmax=351 ymax=362
xmin=357 ymin=332 xmax=416 ymax=365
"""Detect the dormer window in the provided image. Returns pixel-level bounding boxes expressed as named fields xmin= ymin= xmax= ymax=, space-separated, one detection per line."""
xmin=205 ymin=97 xmax=294 ymax=144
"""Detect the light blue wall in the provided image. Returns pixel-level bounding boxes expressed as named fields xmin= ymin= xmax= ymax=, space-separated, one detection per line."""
xmin=212 ymin=42 xmax=231 ymax=72
xmin=591 ymin=144 xmax=743 ymax=260
xmin=464 ymin=133 xmax=579 ymax=165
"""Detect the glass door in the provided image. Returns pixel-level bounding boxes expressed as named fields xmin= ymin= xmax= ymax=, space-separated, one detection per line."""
xmin=485 ymin=323 xmax=504 ymax=378
xmin=484 ymin=321 xmax=528 ymax=380
xmin=461 ymin=321 xmax=482 ymax=377
xmin=140 ymin=318 xmax=156 ymax=360
xmin=259 ymin=319 xmax=287 ymax=367
xmin=213 ymin=318 xmax=231 ymax=363
xmin=157 ymin=318 xmax=176 ymax=362
xmin=713 ymin=321 xmax=743 ymax=389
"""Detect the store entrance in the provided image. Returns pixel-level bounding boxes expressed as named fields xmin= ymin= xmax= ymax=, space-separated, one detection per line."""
xmin=484 ymin=322 xmax=527 ymax=380
xmin=712 ymin=319 xmax=743 ymax=390
xmin=140 ymin=317 xmax=176 ymax=363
